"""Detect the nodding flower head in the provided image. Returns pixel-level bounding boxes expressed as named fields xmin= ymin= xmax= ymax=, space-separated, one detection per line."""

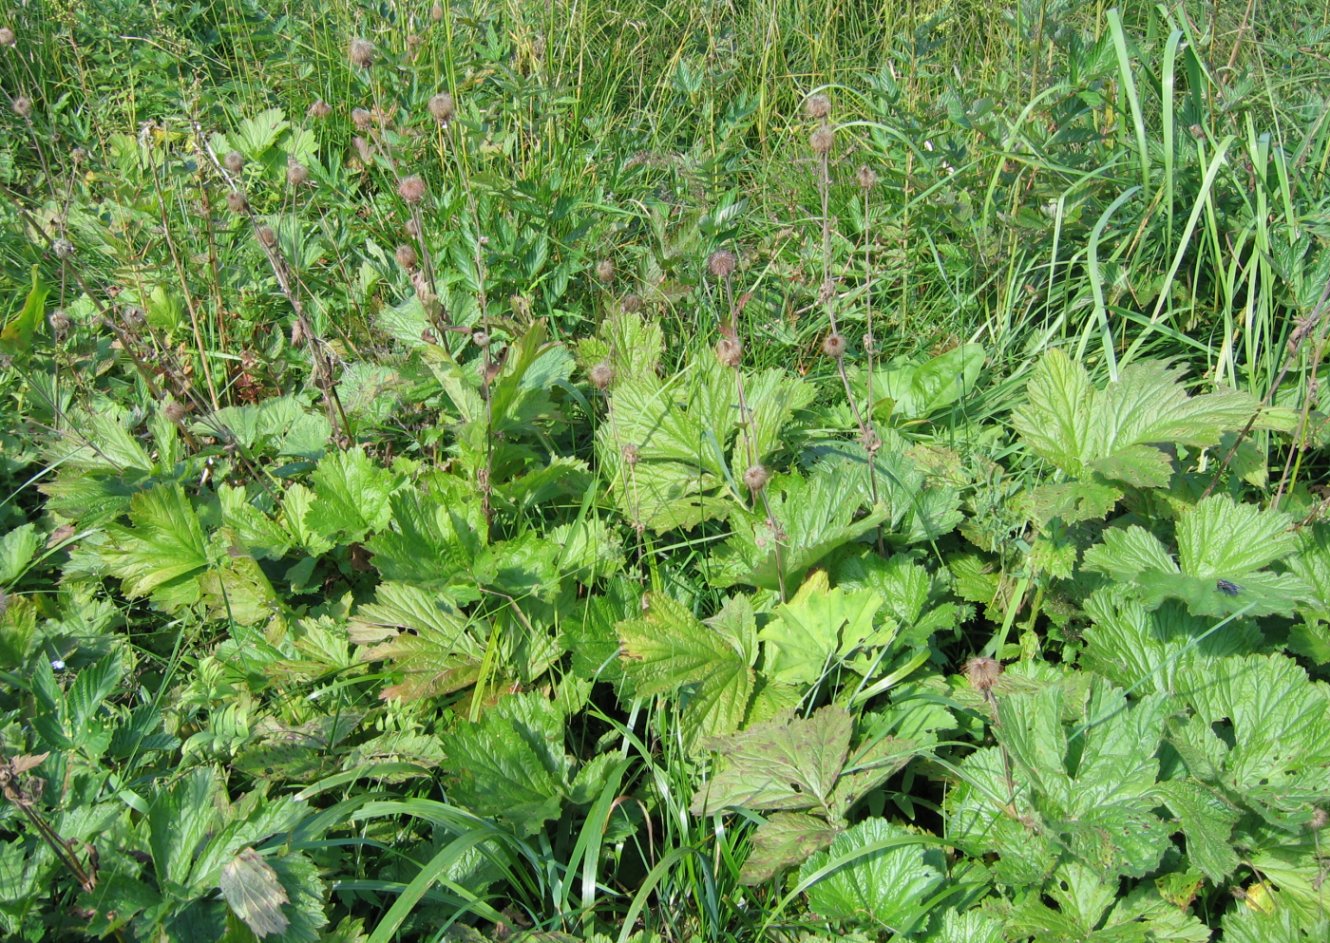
xmin=398 ymin=175 xmax=427 ymax=205
xmin=225 ymin=190 xmax=248 ymax=215
xmin=595 ymin=258 xmax=615 ymax=283
xmin=589 ymin=361 xmax=614 ymax=390
xmin=715 ymin=336 xmax=743 ymax=368
xmin=13 ymin=95 xmax=31 ymax=118
xmin=349 ymin=38 xmax=376 ymax=69
xmin=223 ymin=150 xmax=245 ymax=174
xmin=856 ymin=165 xmax=878 ymax=190
xmin=810 ymin=126 xmax=834 ymax=155
xmin=307 ymin=99 xmax=332 ymax=119
xmin=707 ymin=249 xmax=737 ymax=280
xmin=352 ymin=107 xmax=372 ymax=131
xmin=804 ymin=94 xmax=831 ymax=120
xmin=964 ymin=657 xmax=1002 ymax=695
xmin=743 ymin=464 xmax=770 ymax=492
xmin=0 ymin=27 xmax=16 ymax=48
xmin=395 ymin=244 xmax=418 ymax=269
xmin=286 ymin=159 xmax=309 ymax=187
xmin=821 ymin=332 xmax=847 ymax=359
xmin=428 ymin=92 xmax=455 ymax=123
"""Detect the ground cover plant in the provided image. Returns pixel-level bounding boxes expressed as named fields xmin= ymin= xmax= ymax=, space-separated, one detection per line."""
xmin=2 ymin=0 xmax=1330 ymax=940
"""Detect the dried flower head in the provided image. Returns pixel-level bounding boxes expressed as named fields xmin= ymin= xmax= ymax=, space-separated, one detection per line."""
xmin=395 ymin=243 xmax=418 ymax=269
xmin=804 ymin=94 xmax=831 ymax=120
xmin=163 ymin=401 xmax=189 ymax=423
xmin=71 ymin=147 xmax=86 ymax=164
xmin=822 ymin=332 xmax=847 ymax=359
xmin=256 ymin=225 xmax=278 ymax=247
xmin=1310 ymin=808 xmax=1328 ymax=832
xmin=404 ymin=218 xmax=422 ymax=238
xmin=49 ymin=309 xmax=71 ymax=335
xmin=708 ymin=249 xmax=737 ymax=279
xmin=286 ymin=159 xmax=309 ymax=187
xmin=622 ymin=293 xmax=643 ymax=313
xmin=743 ymin=464 xmax=770 ymax=492
xmin=0 ymin=27 xmax=15 ymax=47
xmin=225 ymin=190 xmax=248 ymax=214
xmin=307 ymin=99 xmax=332 ymax=119
xmin=622 ymin=443 xmax=640 ymax=466
xmin=589 ymin=361 xmax=613 ymax=390
xmin=856 ymin=165 xmax=878 ymax=190
xmin=349 ymin=38 xmax=376 ymax=69
xmin=13 ymin=95 xmax=31 ymax=118
xmin=595 ymin=258 xmax=615 ymax=283
xmin=431 ymin=4 xmax=444 ymax=22
xmin=398 ymin=175 xmax=427 ymax=204
xmin=963 ymin=657 xmax=1002 ymax=695
xmin=810 ymin=126 xmax=835 ymax=155
xmin=52 ymin=239 xmax=74 ymax=260
xmin=715 ymin=336 xmax=743 ymax=368
xmin=351 ymin=107 xmax=372 ymax=131
xmin=471 ymin=329 xmax=490 ymax=348
xmin=428 ymin=92 xmax=455 ymax=123
xmin=223 ymin=150 xmax=245 ymax=173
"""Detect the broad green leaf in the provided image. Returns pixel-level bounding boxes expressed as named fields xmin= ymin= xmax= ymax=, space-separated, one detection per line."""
xmin=148 ymin=767 xmax=223 ymax=888
xmin=1013 ymin=351 xmax=1259 ymax=486
xmin=618 ymin=593 xmax=753 ymax=746
xmin=713 ymin=461 xmax=889 ymax=591
xmin=690 ymin=706 xmax=853 ymax=816
xmin=365 ymin=486 xmax=484 ymax=591
xmin=1178 ymin=653 xmax=1330 ymax=806
xmin=739 ymin=812 xmax=840 ymax=885
xmin=0 ymin=266 xmax=48 ymax=356
xmin=0 ymin=523 xmax=41 ymax=584
xmin=221 ymin=849 xmax=289 ymax=938
xmin=758 ymin=571 xmax=883 ymax=685
xmin=860 ymin=343 xmax=986 ymax=422
xmin=1176 ymin=495 xmax=1298 ymax=578
xmin=103 ymin=483 xmax=210 ymax=609
xmin=351 ymin=582 xmax=485 ymax=702
xmin=800 ymin=818 xmax=944 ymax=933
xmin=305 ymin=447 xmax=398 ymax=543
xmin=1152 ymin=780 xmax=1240 ymax=882
xmin=440 ymin=694 xmax=568 ymax=836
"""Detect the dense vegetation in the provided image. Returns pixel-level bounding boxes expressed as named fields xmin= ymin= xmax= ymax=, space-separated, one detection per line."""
xmin=2 ymin=1 xmax=1329 ymax=940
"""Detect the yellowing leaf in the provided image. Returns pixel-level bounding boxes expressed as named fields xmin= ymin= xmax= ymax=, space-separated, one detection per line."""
xmin=220 ymin=848 xmax=290 ymax=938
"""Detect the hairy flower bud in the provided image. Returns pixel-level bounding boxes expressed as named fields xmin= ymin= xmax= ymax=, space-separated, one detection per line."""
xmin=225 ymin=190 xmax=248 ymax=214
xmin=707 ymin=249 xmax=736 ymax=279
xmin=856 ymin=165 xmax=878 ymax=190
xmin=223 ymin=150 xmax=245 ymax=173
xmin=589 ymin=361 xmax=613 ymax=390
xmin=257 ymin=225 xmax=277 ymax=247
xmin=715 ymin=336 xmax=743 ymax=368
xmin=810 ymin=126 xmax=835 ymax=155
xmin=398 ymin=175 xmax=427 ymax=204
xmin=349 ymin=38 xmax=375 ymax=69
xmin=595 ymin=258 xmax=615 ymax=283
xmin=964 ymin=657 xmax=1002 ymax=696
xmin=743 ymin=464 xmax=770 ymax=492
xmin=428 ymin=92 xmax=455 ymax=123
xmin=395 ymin=243 xmax=418 ymax=269
xmin=286 ymin=158 xmax=309 ymax=187
xmin=821 ymin=332 xmax=847 ymax=359
xmin=804 ymin=94 xmax=831 ymax=120
xmin=307 ymin=99 xmax=332 ymax=119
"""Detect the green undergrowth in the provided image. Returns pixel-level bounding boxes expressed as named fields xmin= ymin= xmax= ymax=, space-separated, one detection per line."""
xmin=1 ymin=1 xmax=1329 ymax=941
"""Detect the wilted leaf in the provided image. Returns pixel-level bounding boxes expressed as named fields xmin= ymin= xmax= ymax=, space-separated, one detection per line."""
xmin=221 ymin=848 xmax=290 ymax=938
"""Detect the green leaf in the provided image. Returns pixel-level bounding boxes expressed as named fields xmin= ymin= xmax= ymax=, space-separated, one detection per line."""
xmin=0 ymin=523 xmax=41 ymax=585
xmin=1176 ymin=495 xmax=1299 ymax=578
xmin=351 ymin=582 xmax=485 ymax=702
xmin=0 ymin=266 xmax=48 ymax=356
xmin=1178 ymin=653 xmax=1330 ymax=807
xmin=305 ymin=447 xmax=398 ymax=543
xmin=690 ymin=706 xmax=853 ymax=816
xmin=103 ymin=483 xmax=211 ymax=610
xmin=758 ymin=571 xmax=883 ymax=685
xmin=440 ymin=694 xmax=569 ymax=837
xmin=618 ymin=593 xmax=753 ymax=747
xmin=1152 ymin=780 xmax=1239 ymax=882
xmin=365 ymin=486 xmax=484 ymax=590
xmin=221 ymin=848 xmax=289 ymax=938
xmin=800 ymin=818 xmax=944 ymax=933
xmin=1013 ymin=351 xmax=1259 ymax=486
xmin=861 ymin=343 xmax=986 ymax=422
xmin=739 ymin=812 xmax=840 ymax=885
xmin=149 ymin=767 xmax=223 ymax=888
xmin=713 ymin=461 xmax=889 ymax=591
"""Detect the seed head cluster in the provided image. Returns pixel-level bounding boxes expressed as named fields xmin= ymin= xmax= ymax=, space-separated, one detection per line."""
xmin=0 ymin=27 xmax=15 ymax=47
xmin=596 ymin=259 xmax=615 ymax=283
xmin=708 ymin=249 xmax=737 ymax=279
xmin=398 ymin=175 xmax=427 ymax=204
xmin=428 ymin=92 xmax=455 ymax=123
xmin=810 ymin=126 xmax=835 ymax=155
xmin=13 ymin=95 xmax=31 ymax=118
xmin=395 ymin=244 xmax=418 ymax=269
xmin=225 ymin=190 xmax=248 ymax=215
xmin=856 ymin=165 xmax=878 ymax=190
xmin=352 ymin=108 xmax=372 ymax=131
xmin=822 ymin=332 xmax=847 ymax=359
xmin=964 ymin=657 xmax=1002 ymax=695
xmin=307 ymin=99 xmax=332 ymax=119
xmin=589 ymin=361 xmax=614 ymax=390
xmin=743 ymin=464 xmax=770 ymax=492
xmin=715 ymin=336 xmax=743 ymax=368
xmin=257 ymin=225 xmax=278 ymax=247
xmin=804 ymin=94 xmax=831 ymax=120
xmin=286 ymin=158 xmax=309 ymax=187
xmin=349 ymin=38 xmax=375 ymax=69
xmin=224 ymin=150 xmax=245 ymax=173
